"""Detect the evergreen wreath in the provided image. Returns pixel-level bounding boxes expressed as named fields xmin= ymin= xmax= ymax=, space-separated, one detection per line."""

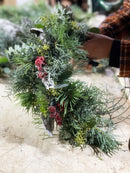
xmin=7 ymin=5 xmax=121 ymax=155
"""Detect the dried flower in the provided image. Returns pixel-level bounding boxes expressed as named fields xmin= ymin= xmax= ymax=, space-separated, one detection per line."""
xmin=49 ymin=106 xmax=56 ymax=113
xmin=50 ymin=113 xmax=55 ymax=118
xmin=38 ymin=72 xmax=44 ymax=79
xmin=38 ymin=66 xmax=43 ymax=71
xmin=57 ymin=102 xmax=64 ymax=112
xmin=35 ymin=59 xmax=43 ymax=67
xmin=35 ymin=56 xmax=46 ymax=68
xmin=55 ymin=113 xmax=62 ymax=126
xmin=36 ymin=56 xmax=45 ymax=62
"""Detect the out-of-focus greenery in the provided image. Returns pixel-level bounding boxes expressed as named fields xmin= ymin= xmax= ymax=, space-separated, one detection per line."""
xmin=0 ymin=0 xmax=51 ymax=24
xmin=0 ymin=28 xmax=22 ymax=52
xmin=0 ymin=56 xmax=10 ymax=76
xmin=71 ymin=5 xmax=94 ymax=22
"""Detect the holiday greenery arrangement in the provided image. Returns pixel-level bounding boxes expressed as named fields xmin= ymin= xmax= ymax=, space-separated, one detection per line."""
xmin=7 ymin=5 xmax=121 ymax=155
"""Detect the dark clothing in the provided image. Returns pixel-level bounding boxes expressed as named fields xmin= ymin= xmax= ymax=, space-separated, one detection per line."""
xmin=100 ymin=0 xmax=130 ymax=77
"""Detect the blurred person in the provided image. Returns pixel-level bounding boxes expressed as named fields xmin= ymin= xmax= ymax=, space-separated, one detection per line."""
xmin=48 ymin=0 xmax=89 ymax=11
xmin=0 ymin=0 xmax=3 ymax=5
xmin=92 ymin=0 xmax=123 ymax=14
xmin=82 ymin=0 xmax=130 ymax=77
xmin=48 ymin=0 xmax=57 ymax=6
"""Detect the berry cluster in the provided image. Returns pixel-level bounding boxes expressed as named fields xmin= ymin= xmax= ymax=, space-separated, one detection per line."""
xmin=35 ymin=56 xmax=48 ymax=79
xmin=48 ymin=105 xmax=63 ymax=126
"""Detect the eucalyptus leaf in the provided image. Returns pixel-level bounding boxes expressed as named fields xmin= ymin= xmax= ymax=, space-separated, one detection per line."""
xmin=3 ymin=67 xmax=11 ymax=74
